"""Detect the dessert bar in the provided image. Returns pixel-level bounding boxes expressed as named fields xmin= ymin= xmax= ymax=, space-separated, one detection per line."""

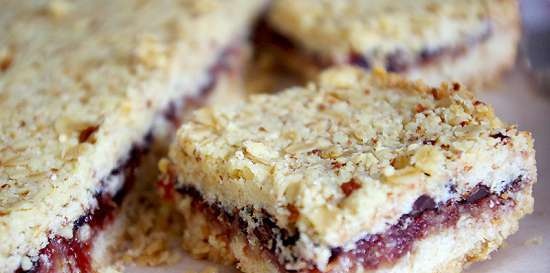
xmin=0 ymin=0 xmax=265 ymax=272
xmin=262 ymin=0 xmax=520 ymax=86
xmin=164 ymin=67 xmax=536 ymax=273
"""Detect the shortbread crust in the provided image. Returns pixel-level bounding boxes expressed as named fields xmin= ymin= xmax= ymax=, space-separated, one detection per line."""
xmin=165 ymin=67 xmax=536 ymax=272
xmin=0 ymin=0 xmax=265 ymax=271
xmin=263 ymin=0 xmax=520 ymax=86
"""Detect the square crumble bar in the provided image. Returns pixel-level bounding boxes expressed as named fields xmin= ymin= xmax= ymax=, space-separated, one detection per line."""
xmin=164 ymin=67 xmax=536 ymax=273
xmin=0 ymin=1 xmax=265 ymax=272
xmin=262 ymin=0 xmax=520 ymax=87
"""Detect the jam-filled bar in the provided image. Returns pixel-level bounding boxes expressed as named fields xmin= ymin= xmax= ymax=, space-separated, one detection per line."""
xmin=0 ymin=0 xmax=265 ymax=272
xmin=260 ymin=0 xmax=520 ymax=86
xmin=164 ymin=67 xmax=536 ymax=273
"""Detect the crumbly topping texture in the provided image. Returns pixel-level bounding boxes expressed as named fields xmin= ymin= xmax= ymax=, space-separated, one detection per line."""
xmin=170 ymin=67 xmax=536 ymax=254
xmin=0 ymin=0 xmax=264 ymax=271
xmin=113 ymin=65 xmax=247 ymax=268
xmin=268 ymin=0 xmax=515 ymax=64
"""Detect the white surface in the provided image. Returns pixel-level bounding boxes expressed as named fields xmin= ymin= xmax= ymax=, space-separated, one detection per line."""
xmin=469 ymin=69 xmax=550 ymax=273
xmin=128 ymin=69 xmax=550 ymax=273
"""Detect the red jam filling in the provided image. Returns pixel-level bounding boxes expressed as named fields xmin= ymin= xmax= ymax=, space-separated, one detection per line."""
xmin=252 ymin=19 xmax=492 ymax=73
xmin=330 ymin=185 xmax=515 ymax=271
xmin=17 ymin=44 xmax=238 ymax=273
xmin=177 ymin=177 xmax=524 ymax=273
xmin=19 ymin=145 xmax=143 ymax=273
xmin=29 ymin=192 xmax=120 ymax=273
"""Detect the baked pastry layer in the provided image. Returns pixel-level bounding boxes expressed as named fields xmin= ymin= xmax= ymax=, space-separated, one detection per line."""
xmin=175 ymin=181 xmax=533 ymax=273
xmin=262 ymin=0 xmax=520 ymax=86
xmin=17 ymin=42 xmax=249 ymax=273
xmin=103 ymin=59 xmax=249 ymax=269
xmin=0 ymin=0 xmax=265 ymax=272
xmin=21 ymin=143 xmax=145 ymax=273
xmin=166 ymin=67 xmax=536 ymax=271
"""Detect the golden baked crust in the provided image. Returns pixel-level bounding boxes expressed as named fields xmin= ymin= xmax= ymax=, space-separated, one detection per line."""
xmin=175 ymin=186 xmax=533 ymax=273
xmin=0 ymin=0 xmax=265 ymax=271
xmin=265 ymin=0 xmax=520 ymax=87
xmin=401 ymin=0 xmax=521 ymax=87
xmin=268 ymin=0 xmax=514 ymax=62
xmin=168 ymin=67 xmax=536 ymax=268
xmin=258 ymin=20 xmax=519 ymax=89
xmin=110 ymin=66 xmax=248 ymax=268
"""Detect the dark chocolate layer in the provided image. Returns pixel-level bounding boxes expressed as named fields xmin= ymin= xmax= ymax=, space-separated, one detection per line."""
xmin=177 ymin=176 xmax=525 ymax=273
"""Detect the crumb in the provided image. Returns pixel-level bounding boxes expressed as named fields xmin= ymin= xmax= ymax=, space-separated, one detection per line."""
xmin=500 ymin=241 xmax=509 ymax=249
xmin=133 ymin=35 xmax=168 ymax=69
xmin=524 ymin=235 xmax=543 ymax=246
xmin=183 ymin=266 xmax=218 ymax=273
xmin=201 ymin=266 xmax=219 ymax=273
xmin=0 ymin=46 xmax=13 ymax=72
xmin=340 ymin=178 xmax=362 ymax=197
xmin=113 ymin=142 xmax=185 ymax=266
xmin=101 ymin=266 xmax=123 ymax=273
xmin=78 ymin=125 xmax=99 ymax=143
xmin=47 ymin=0 xmax=72 ymax=18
